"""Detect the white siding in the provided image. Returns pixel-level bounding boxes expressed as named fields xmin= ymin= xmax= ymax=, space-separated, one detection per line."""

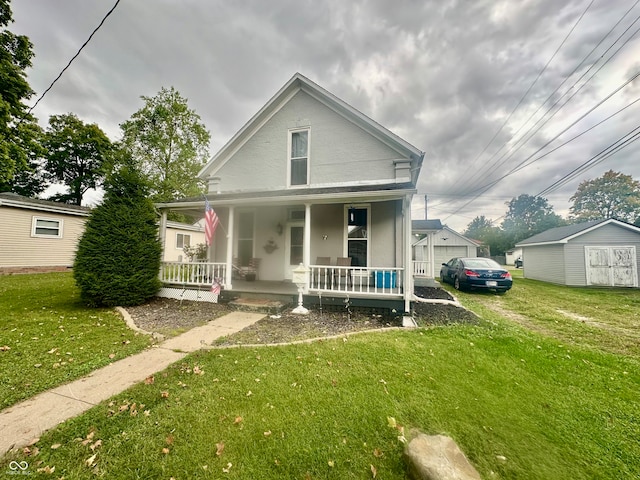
xmin=0 ymin=206 xmax=86 ymax=268
xmin=566 ymin=223 xmax=640 ymax=286
xmin=213 ymin=91 xmax=404 ymax=192
xmin=521 ymin=245 xmax=565 ymax=284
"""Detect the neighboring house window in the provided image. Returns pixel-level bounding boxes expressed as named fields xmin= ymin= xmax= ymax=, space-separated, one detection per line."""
xmin=289 ymin=129 xmax=309 ymax=186
xmin=346 ymin=206 xmax=369 ymax=267
xmin=32 ymin=217 xmax=62 ymax=238
xmin=176 ymin=233 xmax=191 ymax=249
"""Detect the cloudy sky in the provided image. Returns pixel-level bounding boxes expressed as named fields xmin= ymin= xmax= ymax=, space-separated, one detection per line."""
xmin=11 ymin=0 xmax=640 ymax=231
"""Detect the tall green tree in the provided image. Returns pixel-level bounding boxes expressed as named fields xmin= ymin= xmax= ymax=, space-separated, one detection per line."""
xmin=0 ymin=0 xmax=39 ymax=186
xmin=120 ymin=86 xmax=210 ymax=203
xmin=464 ymin=215 xmax=495 ymax=240
xmin=73 ymin=165 xmax=162 ymax=307
xmin=0 ymin=119 xmax=48 ymax=196
xmin=569 ymin=170 xmax=640 ymax=224
xmin=43 ymin=113 xmax=112 ymax=205
xmin=502 ymin=194 xmax=565 ymax=245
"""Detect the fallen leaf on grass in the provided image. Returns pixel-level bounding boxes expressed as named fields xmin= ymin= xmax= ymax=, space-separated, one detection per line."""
xmin=373 ymin=448 xmax=383 ymax=458
xmin=50 ymin=443 xmax=61 ymax=450
xmin=144 ymin=375 xmax=154 ymax=385
xmin=108 ymin=353 xmax=116 ymax=359
xmin=222 ymin=462 xmax=232 ymax=473
xmin=1 ymin=345 xmax=11 ymax=351
xmin=85 ymin=453 xmax=97 ymax=467
xmin=36 ymin=465 xmax=55 ymax=474
xmin=371 ymin=464 xmax=377 ymax=478
xmin=161 ymin=391 xmax=170 ymax=398
xmin=263 ymin=430 xmax=272 ymax=437
xmin=328 ymin=460 xmax=335 ymax=467
xmin=90 ymin=440 xmax=102 ymax=451
xmin=193 ymin=366 xmax=204 ymax=375
xmin=166 ymin=435 xmax=174 ymax=445
xmin=216 ymin=442 xmax=225 ymax=456
xmin=162 ymin=448 xmax=170 ymax=454
xmin=233 ymin=416 xmax=243 ymax=424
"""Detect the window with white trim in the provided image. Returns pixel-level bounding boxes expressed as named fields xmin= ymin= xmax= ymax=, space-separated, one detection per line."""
xmin=346 ymin=206 xmax=369 ymax=267
xmin=176 ymin=233 xmax=191 ymax=249
xmin=289 ymin=129 xmax=309 ymax=186
xmin=32 ymin=217 xmax=62 ymax=238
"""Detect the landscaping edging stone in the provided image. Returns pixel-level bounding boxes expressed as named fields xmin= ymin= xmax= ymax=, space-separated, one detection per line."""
xmin=404 ymin=431 xmax=481 ymax=480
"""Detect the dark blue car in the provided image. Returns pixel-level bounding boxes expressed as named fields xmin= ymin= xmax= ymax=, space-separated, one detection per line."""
xmin=440 ymin=257 xmax=512 ymax=293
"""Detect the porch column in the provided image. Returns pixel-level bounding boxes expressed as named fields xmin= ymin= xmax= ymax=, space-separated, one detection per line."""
xmin=303 ymin=203 xmax=311 ymax=292
xmin=429 ymin=231 xmax=436 ymax=277
xmin=403 ymin=195 xmax=413 ymax=315
xmin=159 ymin=210 xmax=167 ymax=254
xmin=225 ymin=206 xmax=234 ymax=289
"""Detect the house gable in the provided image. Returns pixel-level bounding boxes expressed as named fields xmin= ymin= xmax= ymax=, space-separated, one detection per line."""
xmin=200 ymin=73 xmax=424 ymax=195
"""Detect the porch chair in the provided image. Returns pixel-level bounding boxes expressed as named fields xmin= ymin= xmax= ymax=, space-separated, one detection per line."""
xmin=232 ymin=257 xmax=261 ymax=281
xmin=315 ymin=256 xmax=331 ymax=288
xmin=334 ymin=256 xmax=352 ymax=288
xmin=248 ymin=257 xmax=261 ymax=280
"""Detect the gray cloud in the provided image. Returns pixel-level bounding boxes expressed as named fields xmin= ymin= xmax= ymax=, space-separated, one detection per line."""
xmin=12 ymin=0 xmax=640 ymax=229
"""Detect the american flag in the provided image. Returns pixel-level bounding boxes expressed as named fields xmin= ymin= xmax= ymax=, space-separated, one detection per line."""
xmin=204 ymin=198 xmax=219 ymax=246
xmin=211 ymin=278 xmax=222 ymax=295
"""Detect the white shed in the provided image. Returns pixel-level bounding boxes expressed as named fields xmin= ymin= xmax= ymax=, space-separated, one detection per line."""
xmin=516 ymin=218 xmax=640 ymax=287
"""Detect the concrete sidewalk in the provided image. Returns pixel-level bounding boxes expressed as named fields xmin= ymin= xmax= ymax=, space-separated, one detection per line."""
xmin=0 ymin=311 xmax=264 ymax=456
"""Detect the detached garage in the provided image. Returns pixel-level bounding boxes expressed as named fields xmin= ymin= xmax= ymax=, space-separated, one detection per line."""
xmin=516 ymin=218 xmax=640 ymax=287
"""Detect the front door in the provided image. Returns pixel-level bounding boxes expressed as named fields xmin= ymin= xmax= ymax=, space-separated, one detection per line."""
xmin=285 ymin=223 xmax=304 ymax=280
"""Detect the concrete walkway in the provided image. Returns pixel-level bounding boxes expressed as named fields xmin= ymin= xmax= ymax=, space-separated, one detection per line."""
xmin=0 ymin=311 xmax=264 ymax=456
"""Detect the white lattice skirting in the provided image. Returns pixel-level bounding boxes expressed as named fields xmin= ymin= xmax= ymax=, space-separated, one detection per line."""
xmin=157 ymin=287 xmax=219 ymax=303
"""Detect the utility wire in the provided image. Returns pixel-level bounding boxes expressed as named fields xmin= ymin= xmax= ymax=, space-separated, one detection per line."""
xmin=27 ymin=0 xmax=122 ymax=115
xmin=461 ymin=2 xmax=640 ymax=195
xmin=457 ymin=0 xmax=596 ymax=193
xmin=440 ymin=69 xmax=640 ymax=224
xmin=537 ymin=126 xmax=640 ymax=196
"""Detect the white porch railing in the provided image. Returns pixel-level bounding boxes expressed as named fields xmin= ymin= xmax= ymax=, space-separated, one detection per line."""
xmin=160 ymin=262 xmax=226 ymax=285
xmin=413 ymin=260 xmax=432 ymax=277
xmin=308 ymin=265 xmax=403 ymax=296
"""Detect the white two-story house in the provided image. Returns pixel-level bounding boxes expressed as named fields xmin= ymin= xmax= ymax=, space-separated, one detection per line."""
xmin=156 ymin=73 xmax=425 ymax=315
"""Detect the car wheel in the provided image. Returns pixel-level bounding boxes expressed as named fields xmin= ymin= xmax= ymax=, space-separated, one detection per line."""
xmin=454 ymin=276 xmax=461 ymax=290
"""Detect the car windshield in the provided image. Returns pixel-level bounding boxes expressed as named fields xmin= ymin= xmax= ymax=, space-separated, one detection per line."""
xmin=464 ymin=258 xmax=500 ymax=269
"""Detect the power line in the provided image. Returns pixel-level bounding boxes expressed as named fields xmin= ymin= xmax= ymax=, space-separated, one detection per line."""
xmin=461 ymin=3 xmax=640 ymax=195
xmin=440 ymin=69 xmax=640 ymax=224
xmin=457 ymin=0 xmax=596 ymax=193
xmin=537 ymin=125 xmax=640 ymax=196
xmin=27 ymin=0 xmax=122 ymax=115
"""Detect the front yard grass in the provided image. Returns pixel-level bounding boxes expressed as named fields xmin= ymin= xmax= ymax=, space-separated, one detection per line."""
xmin=0 ymin=273 xmax=153 ymax=410
xmin=1 ymin=273 xmax=639 ymax=479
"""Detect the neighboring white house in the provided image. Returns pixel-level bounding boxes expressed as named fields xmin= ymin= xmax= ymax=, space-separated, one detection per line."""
xmin=430 ymin=225 xmax=480 ymax=270
xmin=411 ymin=219 xmax=443 ymax=278
xmin=0 ymin=192 xmax=90 ymax=274
xmin=516 ymin=218 xmax=640 ymax=287
xmin=156 ymin=73 xmax=425 ymax=313
xmin=163 ymin=221 xmax=206 ymax=262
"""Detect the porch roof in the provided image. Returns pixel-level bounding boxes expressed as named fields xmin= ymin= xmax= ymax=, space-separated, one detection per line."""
xmin=156 ymin=182 xmax=417 ymax=215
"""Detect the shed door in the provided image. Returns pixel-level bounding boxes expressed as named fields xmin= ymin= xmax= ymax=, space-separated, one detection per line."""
xmin=585 ymin=246 xmax=637 ymax=287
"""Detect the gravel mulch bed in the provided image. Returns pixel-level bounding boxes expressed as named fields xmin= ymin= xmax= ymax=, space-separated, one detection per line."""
xmin=124 ymin=287 xmax=478 ymax=345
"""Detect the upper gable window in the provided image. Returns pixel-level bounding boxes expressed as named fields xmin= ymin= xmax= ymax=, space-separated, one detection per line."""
xmin=289 ymin=129 xmax=309 ymax=186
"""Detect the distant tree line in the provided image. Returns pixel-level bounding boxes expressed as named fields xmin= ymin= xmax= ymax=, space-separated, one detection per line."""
xmin=464 ymin=170 xmax=640 ymax=255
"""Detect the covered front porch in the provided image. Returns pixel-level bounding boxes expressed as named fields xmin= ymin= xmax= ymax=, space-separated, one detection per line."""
xmin=156 ymin=187 xmax=415 ymax=312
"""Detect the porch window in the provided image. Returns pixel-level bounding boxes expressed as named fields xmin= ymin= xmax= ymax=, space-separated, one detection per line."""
xmin=32 ymin=217 xmax=62 ymax=238
xmin=289 ymin=129 xmax=309 ymax=186
xmin=237 ymin=211 xmax=255 ymax=266
xmin=176 ymin=233 xmax=191 ymax=249
xmin=347 ymin=206 xmax=369 ymax=267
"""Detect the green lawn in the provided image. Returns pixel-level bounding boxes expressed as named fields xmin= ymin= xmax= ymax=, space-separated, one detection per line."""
xmin=1 ymin=273 xmax=639 ymax=479
xmin=0 ymin=273 xmax=153 ymax=410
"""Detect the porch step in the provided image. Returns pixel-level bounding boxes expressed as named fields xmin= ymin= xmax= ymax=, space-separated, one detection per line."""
xmin=228 ymin=297 xmax=289 ymax=315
